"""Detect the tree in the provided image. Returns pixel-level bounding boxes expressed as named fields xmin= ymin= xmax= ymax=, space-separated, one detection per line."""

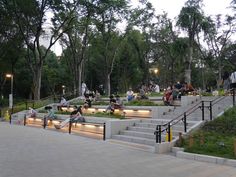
xmin=92 ymin=0 xmax=129 ymax=95
xmin=201 ymin=15 xmax=235 ymax=88
xmin=177 ymin=0 xmax=205 ymax=84
xmin=4 ymin=0 xmax=76 ymax=100
xmin=59 ymin=0 xmax=94 ymax=96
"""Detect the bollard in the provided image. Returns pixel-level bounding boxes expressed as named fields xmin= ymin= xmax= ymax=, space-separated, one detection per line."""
xmin=165 ymin=123 xmax=172 ymax=142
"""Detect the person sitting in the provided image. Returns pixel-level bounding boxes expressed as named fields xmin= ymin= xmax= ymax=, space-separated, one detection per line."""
xmin=94 ymin=90 xmax=101 ymax=101
xmin=104 ymin=95 xmax=116 ymax=113
xmin=163 ymin=86 xmax=173 ymax=106
xmin=84 ymin=95 xmax=92 ymax=109
xmin=114 ymin=95 xmax=123 ymax=109
xmin=26 ymin=107 xmax=37 ymax=118
xmin=126 ymin=88 xmax=134 ymax=101
xmin=44 ymin=106 xmax=56 ymax=126
xmin=70 ymin=106 xmax=85 ymax=123
xmin=138 ymin=87 xmax=148 ymax=100
xmin=57 ymin=96 xmax=69 ymax=111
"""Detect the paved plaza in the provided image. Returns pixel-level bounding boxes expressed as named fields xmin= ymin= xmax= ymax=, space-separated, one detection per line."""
xmin=0 ymin=122 xmax=236 ymax=177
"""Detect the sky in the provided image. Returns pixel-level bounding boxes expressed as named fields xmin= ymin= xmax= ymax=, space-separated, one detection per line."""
xmin=51 ymin=0 xmax=233 ymax=56
xmin=145 ymin=0 xmax=232 ymax=19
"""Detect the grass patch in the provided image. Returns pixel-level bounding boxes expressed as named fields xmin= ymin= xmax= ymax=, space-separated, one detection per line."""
xmin=179 ymin=107 xmax=236 ymax=159
xmin=124 ymin=99 xmax=164 ymax=106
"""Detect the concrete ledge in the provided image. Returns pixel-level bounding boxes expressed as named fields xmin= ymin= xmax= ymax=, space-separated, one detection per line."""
xmin=171 ymin=147 xmax=184 ymax=153
xmin=176 ymin=151 xmax=195 ymax=160
xmin=176 ymin=151 xmax=236 ymax=167
xmin=154 ymin=141 xmax=176 ymax=153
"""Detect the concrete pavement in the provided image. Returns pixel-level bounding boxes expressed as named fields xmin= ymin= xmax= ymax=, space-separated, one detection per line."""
xmin=0 ymin=123 xmax=235 ymax=177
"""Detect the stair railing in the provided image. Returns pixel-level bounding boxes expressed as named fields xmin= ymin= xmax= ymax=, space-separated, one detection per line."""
xmin=154 ymin=93 xmax=233 ymax=144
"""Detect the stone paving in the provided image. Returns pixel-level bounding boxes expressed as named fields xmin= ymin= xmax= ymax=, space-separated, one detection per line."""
xmin=0 ymin=122 xmax=236 ymax=177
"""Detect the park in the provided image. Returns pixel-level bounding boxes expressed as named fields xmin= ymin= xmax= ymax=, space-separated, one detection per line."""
xmin=0 ymin=0 xmax=236 ymax=177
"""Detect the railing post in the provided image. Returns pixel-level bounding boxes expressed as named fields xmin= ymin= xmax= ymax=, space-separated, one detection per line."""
xmin=68 ymin=118 xmax=72 ymax=134
xmin=168 ymin=123 xmax=171 ymax=142
xmin=158 ymin=125 xmax=162 ymax=143
xmin=233 ymin=89 xmax=235 ymax=106
xmin=103 ymin=123 xmax=106 ymax=141
xmin=43 ymin=116 xmax=47 ymax=129
xmin=184 ymin=112 xmax=187 ymax=132
xmin=155 ymin=126 xmax=158 ymax=143
xmin=209 ymin=101 xmax=213 ymax=121
xmin=201 ymin=101 xmax=205 ymax=121
xmin=24 ymin=114 xmax=26 ymax=126
xmin=9 ymin=113 xmax=12 ymax=124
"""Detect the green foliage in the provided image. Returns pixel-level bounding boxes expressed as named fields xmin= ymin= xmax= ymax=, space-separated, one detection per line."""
xmin=181 ymin=107 xmax=236 ymax=159
xmin=124 ymin=100 xmax=163 ymax=106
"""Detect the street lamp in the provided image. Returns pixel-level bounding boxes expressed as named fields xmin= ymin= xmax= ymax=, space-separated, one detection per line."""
xmin=6 ymin=74 xmax=13 ymax=114
xmin=62 ymin=85 xmax=65 ymax=95
xmin=154 ymin=68 xmax=159 ymax=75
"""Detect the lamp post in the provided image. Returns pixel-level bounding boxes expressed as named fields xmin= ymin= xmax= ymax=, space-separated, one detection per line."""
xmin=62 ymin=85 xmax=65 ymax=95
xmin=6 ymin=74 xmax=13 ymax=114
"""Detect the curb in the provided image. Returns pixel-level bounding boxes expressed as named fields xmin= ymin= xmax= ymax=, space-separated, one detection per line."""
xmin=173 ymin=148 xmax=236 ymax=167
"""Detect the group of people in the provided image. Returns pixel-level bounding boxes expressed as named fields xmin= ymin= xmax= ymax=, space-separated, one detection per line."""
xmin=126 ymin=86 xmax=149 ymax=102
xmin=104 ymin=95 xmax=123 ymax=113
xmin=163 ymin=82 xmax=195 ymax=106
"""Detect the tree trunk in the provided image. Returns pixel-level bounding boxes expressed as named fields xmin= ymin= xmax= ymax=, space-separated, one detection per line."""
xmin=217 ymin=58 xmax=222 ymax=90
xmin=107 ymin=74 xmax=111 ymax=96
xmin=78 ymin=64 xmax=82 ymax=96
xmin=185 ymin=45 xmax=193 ymax=84
xmin=33 ymin=68 xmax=42 ymax=100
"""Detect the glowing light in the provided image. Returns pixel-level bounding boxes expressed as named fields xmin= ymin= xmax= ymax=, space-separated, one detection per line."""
xmin=123 ymin=109 xmax=134 ymax=113
xmin=84 ymin=124 xmax=96 ymax=128
xmin=52 ymin=120 xmax=60 ymax=124
xmin=61 ymin=107 xmax=67 ymax=111
xmin=6 ymin=74 xmax=12 ymax=78
xmin=98 ymin=109 xmax=106 ymax=112
xmin=88 ymin=108 xmax=96 ymax=111
xmin=137 ymin=110 xmax=151 ymax=113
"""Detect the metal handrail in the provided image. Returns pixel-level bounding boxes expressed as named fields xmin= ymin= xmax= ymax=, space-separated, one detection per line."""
xmin=154 ymin=93 xmax=233 ymax=143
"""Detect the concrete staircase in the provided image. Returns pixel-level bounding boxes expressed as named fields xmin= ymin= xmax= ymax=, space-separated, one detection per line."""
xmin=111 ymin=96 xmax=234 ymax=148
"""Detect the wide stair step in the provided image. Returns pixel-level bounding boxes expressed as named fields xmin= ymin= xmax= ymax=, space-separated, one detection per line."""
xmin=112 ymin=134 xmax=157 ymax=146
